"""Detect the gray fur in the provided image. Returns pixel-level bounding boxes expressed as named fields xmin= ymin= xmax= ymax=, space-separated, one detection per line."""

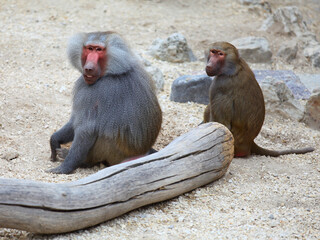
xmin=105 ymin=34 xmax=137 ymax=75
xmin=67 ymin=32 xmax=137 ymax=76
xmin=67 ymin=32 xmax=86 ymax=72
xmin=49 ymin=32 xmax=162 ymax=174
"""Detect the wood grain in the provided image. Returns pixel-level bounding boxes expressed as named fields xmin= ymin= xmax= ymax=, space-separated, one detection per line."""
xmin=0 ymin=122 xmax=234 ymax=234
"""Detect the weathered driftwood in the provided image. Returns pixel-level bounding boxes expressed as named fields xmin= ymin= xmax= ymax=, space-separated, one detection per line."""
xmin=0 ymin=122 xmax=234 ymax=234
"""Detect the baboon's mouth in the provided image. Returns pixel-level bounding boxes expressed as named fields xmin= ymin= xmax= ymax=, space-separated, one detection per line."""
xmin=83 ymin=74 xmax=98 ymax=85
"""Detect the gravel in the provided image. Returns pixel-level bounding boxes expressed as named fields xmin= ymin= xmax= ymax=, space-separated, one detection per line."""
xmin=0 ymin=0 xmax=319 ymax=239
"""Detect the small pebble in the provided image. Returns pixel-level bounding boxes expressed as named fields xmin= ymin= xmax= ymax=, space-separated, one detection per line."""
xmin=268 ymin=214 xmax=275 ymax=220
xmin=1 ymin=148 xmax=19 ymax=161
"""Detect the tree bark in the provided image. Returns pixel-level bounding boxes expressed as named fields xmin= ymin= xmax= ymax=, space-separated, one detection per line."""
xmin=0 ymin=122 xmax=234 ymax=234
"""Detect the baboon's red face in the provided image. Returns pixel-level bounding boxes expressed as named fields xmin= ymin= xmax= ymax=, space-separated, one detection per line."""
xmin=81 ymin=45 xmax=107 ymax=85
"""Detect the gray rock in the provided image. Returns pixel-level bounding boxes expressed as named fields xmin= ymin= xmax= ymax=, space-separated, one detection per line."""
xmin=296 ymin=74 xmax=320 ymax=93
xmin=298 ymin=31 xmax=318 ymax=48
xmin=297 ymin=31 xmax=320 ymax=68
xmin=240 ymin=0 xmax=271 ymax=16
xmin=260 ymin=77 xmax=304 ymax=121
xmin=139 ymin=56 xmax=165 ymax=93
xmin=268 ymin=214 xmax=275 ymax=220
xmin=259 ymin=6 xmax=308 ymax=36
xmin=1 ymin=148 xmax=19 ymax=161
xmin=254 ymin=70 xmax=311 ymax=99
xmin=170 ymin=75 xmax=212 ymax=104
xmin=239 ymin=0 xmax=261 ymax=5
xmin=303 ymin=44 xmax=320 ymax=68
xmin=303 ymin=91 xmax=320 ymax=130
xmin=148 ymin=33 xmax=196 ymax=63
xmin=231 ymin=37 xmax=272 ymax=63
xmin=277 ymin=41 xmax=298 ymax=62
xmin=170 ymin=71 xmax=311 ymax=106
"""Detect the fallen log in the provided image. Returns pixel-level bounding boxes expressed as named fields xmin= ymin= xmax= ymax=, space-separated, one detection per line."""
xmin=0 ymin=122 xmax=234 ymax=234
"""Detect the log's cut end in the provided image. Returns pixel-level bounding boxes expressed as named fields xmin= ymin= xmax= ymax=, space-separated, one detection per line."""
xmin=0 ymin=122 xmax=234 ymax=234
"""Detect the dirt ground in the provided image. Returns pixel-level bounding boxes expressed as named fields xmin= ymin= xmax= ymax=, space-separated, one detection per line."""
xmin=0 ymin=0 xmax=319 ymax=239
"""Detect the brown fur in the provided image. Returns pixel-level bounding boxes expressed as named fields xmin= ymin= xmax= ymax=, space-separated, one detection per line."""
xmin=203 ymin=42 xmax=314 ymax=157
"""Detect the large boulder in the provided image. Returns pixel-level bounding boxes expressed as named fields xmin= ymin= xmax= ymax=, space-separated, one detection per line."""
xmin=303 ymin=44 xmax=320 ymax=68
xmin=260 ymin=77 xmax=304 ymax=121
xmin=254 ymin=70 xmax=311 ymax=100
xmin=170 ymin=71 xmax=312 ymax=119
xmin=259 ymin=6 xmax=308 ymax=36
xmin=303 ymin=90 xmax=320 ymax=130
xmin=148 ymin=33 xmax=196 ymax=63
xmin=296 ymin=29 xmax=320 ymax=68
xmin=296 ymin=74 xmax=320 ymax=93
xmin=277 ymin=41 xmax=298 ymax=63
xmin=170 ymin=75 xmax=212 ymax=105
xmin=298 ymin=32 xmax=319 ymax=48
xmin=231 ymin=37 xmax=272 ymax=63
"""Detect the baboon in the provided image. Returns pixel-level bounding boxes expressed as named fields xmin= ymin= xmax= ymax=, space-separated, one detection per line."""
xmin=49 ymin=32 xmax=162 ymax=174
xmin=203 ymin=41 xmax=314 ymax=157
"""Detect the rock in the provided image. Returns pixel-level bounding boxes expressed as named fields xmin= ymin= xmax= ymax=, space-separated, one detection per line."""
xmin=260 ymin=77 xmax=304 ymax=121
xmin=297 ymin=31 xmax=320 ymax=68
xmin=170 ymin=70 xmax=312 ymax=106
xmin=240 ymin=0 xmax=272 ymax=16
xmin=277 ymin=41 xmax=298 ymax=62
xmin=170 ymin=75 xmax=212 ymax=104
xmin=303 ymin=91 xmax=320 ymax=130
xmin=296 ymin=74 xmax=320 ymax=93
xmin=298 ymin=31 xmax=318 ymax=48
xmin=254 ymin=70 xmax=311 ymax=100
xmin=303 ymin=44 xmax=320 ymax=68
xmin=259 ymin=6 xmax=308 ymax=36
xmin=268 ymin=214 xmax=275 ymax=220
xmin=248 ymin=5 xmax=272 ymax=17
xmin=231 ymin=37 xmax=272 ymax=63
xmin=148 ymin=33 xmax=196 ymax=63
xmin=239 ymin=0 xmax=261 ymax=5
xmin=139 ymin=55 xmax=165 ymax=93
xmin=59 ymin=86 xmax=67 ymax=93
xmin=1 ymin=148 xmax=19 ymax=161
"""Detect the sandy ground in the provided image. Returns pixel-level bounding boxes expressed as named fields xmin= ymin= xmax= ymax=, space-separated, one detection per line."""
xmin=0 ymin=0 xmax=319 ymax=239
